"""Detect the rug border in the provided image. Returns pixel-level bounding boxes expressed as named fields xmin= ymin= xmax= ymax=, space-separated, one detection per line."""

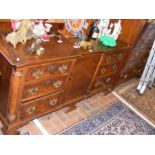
xmin=112 ymin=91 xmax=155 ymax=128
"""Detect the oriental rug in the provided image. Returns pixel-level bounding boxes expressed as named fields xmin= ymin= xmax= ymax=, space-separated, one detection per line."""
xmin=58 ymin=101 xmax=155 ymax=135
xmin=114 ymin=78 xmax=155 ymax=124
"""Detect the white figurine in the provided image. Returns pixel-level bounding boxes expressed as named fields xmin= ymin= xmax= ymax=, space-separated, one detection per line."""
xmin=98 ymin=19 xmax=110 ymax=37
xmin=107 ymin=23 xmax=114 ymax=36
xmin=112 ymin=20 xmax=122 ymax=40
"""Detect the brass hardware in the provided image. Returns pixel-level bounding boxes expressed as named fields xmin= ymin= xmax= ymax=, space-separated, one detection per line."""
xmin=26 ymin=106 xmax=36 ymax=114
xmin=100 ymin=68 xmax=106 ymax=74
xmin=48 ymin=65 xmax=56 ymax=73
xmin=117 ymin=54 xmax=122 ymax=60
xmin=53 ymin=80 xmax=62 ymax=88
xmin=112 ymin=64 xmax=117 ymax=71
xmin=106 ymin=56 xmax=112 ymax=63
xmin=32 ymin=69 xmax=43 ymax=79
xmin=45 ymin=80 xmax=51 ymax=87
xmin=49 ymin=98 xmax=57 ymax=106
xmin=138 ymin=69 xmax=142 ymax=73
xmin=107 ymin=88 xmax=112 ymax=92
xmin=105 ymin=77 xmax=112 ymax=83
xmin=58 ymin=64 xmax=68 ymax=74
xmin=70 ymin=75 xmax=74 ymax=80
xmin=123 ymin=74 xmax=128 ymax=79
xmin=28 ymin=87 xmax=39 ymax=95
xmin=135 ymin=52 xmax=139 ymax=56
xmin=94 ymin=81 xmax=101 ymax=88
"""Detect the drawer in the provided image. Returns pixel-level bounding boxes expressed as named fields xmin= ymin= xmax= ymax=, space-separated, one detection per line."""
xmin=25 ymin=60 xmax=73 ymax=82
xmin=22 ymin=75 xmax=67 ymax=101
xmin=20 ymin=91 xmax=63 ymax=120
xmin=122 ymin=60 xmax=145 ymax=73
xmin=128 ymin=50 xmax=149 ymax=61
xmin=91 ymin=75 xmax=113 ymax=90
xmin=120 ymin=66 xmax=144 ymax=81
xmin=102 ymin=52 xmax=123 ymax=65
xmin=97 ymin=63 xmax=118 ymax=77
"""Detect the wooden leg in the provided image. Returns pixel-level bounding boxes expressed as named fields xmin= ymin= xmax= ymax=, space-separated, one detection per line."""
xmin=1 ymin=126 xmax=20 ymax=135
xmin=65 ymin=105 xmax=77 ymax=113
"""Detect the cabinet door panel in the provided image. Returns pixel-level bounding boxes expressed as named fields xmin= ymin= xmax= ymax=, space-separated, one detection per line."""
xmin=64 ymin=54 xmax=100 ymax=101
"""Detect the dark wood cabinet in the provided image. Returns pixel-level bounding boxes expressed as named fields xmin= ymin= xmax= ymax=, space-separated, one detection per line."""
xmin=117 ymin=20 xmax=155 ymax=85
xmin=0 ymin=19 xmax=150 ymax=134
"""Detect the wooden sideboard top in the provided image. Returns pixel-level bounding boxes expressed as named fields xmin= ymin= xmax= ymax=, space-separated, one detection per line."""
xmin=0 ymin=33 xmax=130 ymax=67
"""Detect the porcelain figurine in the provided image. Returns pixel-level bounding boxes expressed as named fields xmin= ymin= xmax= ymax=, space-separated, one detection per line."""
xmin=6 ymin=19 xmax=34 ymax=48
xmin=112 ymin=20 xmax=122 ymax=40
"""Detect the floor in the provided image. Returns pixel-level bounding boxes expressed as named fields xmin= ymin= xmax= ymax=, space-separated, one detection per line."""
xmin=0 ymin=92 xmax=117 ymax=135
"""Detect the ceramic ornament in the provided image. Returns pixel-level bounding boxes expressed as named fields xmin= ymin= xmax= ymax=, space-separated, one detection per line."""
xmin=112 ymin=20 xmax=122 ymax=40
xmin=98 ymin=19 xmax=110 ymax=37
xmin=107 ymin=23 xmax=114 ymax=36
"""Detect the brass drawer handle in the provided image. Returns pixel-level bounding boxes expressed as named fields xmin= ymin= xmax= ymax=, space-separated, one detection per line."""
xmin=117 ymin=54 xmax=122 ymax=60
xmin=48 ymin=65 xmax=56 ymax=73
xmin=94 ymin=81 xmax=101 ymax=88
xmin=49 ymin=98 xmax=58 ymax=106
xmin=137 ymin=69 xmax=142 ymax=73
xmin=58 ymin=64 xmax=68 ymax=74
xmin=129 ymin=64 xmax=133 ymax=69
xmin=105 ymin=77 xmax=112 ymax=83
xmin=28 ymin=87 xmax=39 ymax=95
xmin=26 ymin=106 xmax=36 ymax=114
xmin=53 ymin=80 xmax=62 ymax=88
xmin=112 ymin=64 xmax=117 ymax=71
xmin=123 ymin=74 xmax=128 ymax=79
xmin=106 ymin=56 xmax=112 ymax=63
xmin=100 ymin=68 xmax=106 ymax=74
xmin=32 ymin=69 xmax=43 ymax=79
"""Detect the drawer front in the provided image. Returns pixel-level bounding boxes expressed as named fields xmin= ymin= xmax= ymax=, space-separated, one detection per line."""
xmin=119 ymin=66 xmax=144 ymax=84
xmin=97 ymin=63 xmax=118 ymax=77
xmin=92 ymin=75 xmax=113 ymax=90
xmin=102 ymin=52 xmax=123 ymax=65
xmin=20 ymin=91 xmax=63 ymax=120
xmin=26 ymin=60 xmax=73 ymax=82
xmin=122 ymin=59 xmax=145 ymax=74
xmin=22 ymin=76 xmax=67 ymax=101
xmin=128 ymin=50 xmax=149 ymax=62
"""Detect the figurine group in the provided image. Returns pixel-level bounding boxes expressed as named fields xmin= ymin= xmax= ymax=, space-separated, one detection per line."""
xmin=6 ymin=19 xmax=52 ymax=55
xmin=98 ymin=19 xmax=122 ymax=40
xmin=74 ymin=19 xmax=122 ymax=49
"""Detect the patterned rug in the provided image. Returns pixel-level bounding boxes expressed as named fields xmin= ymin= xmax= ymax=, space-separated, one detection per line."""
xmin=114 ymin=78 xmax=155 ymax=123
xmin=58 ymin=101 xmax=155 ymax=135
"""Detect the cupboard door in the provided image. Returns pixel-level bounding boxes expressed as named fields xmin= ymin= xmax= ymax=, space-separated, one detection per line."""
xmin=64 ymin=54 xmax=100 ymax=101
